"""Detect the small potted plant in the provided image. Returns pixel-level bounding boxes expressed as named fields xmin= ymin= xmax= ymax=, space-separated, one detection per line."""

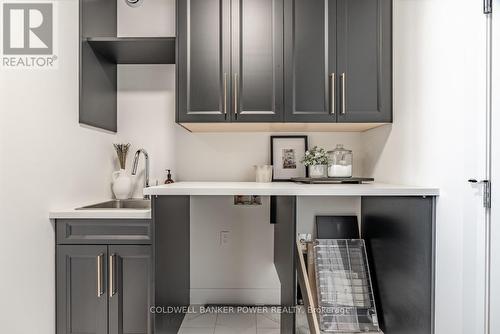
xmin=302 ymin=146 xmax=329 ymax=178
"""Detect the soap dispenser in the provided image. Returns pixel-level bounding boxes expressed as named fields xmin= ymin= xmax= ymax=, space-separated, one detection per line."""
xmin=164 ymin=169 xmax=175 ymax=184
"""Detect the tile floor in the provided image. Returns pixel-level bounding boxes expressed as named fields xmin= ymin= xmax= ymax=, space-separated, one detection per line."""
xmin=178 ymin=306 xmax=281 ymax=334
xmin=178 ymin=305 xmax=379 ymax=334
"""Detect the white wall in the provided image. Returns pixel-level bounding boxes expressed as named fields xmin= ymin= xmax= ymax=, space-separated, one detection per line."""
xmin=175 ymin=131 xmax=364 ymax=182
xmin=0 ymin=1 xmax=118 ymax=333
xmin=116 ymin=0 xmax=177 ymax=198
xmin=117 ymin=65 xmax=177 ymax=198
xmin=117 ymin=0 xmax=175 ymax=37
xmin=362 ymin=0 xmax=488 ymax=332
xmin=188 ymin=195 xmax=361 ymax=305
xmin=190 ymin=196 xmax=280 ymax=305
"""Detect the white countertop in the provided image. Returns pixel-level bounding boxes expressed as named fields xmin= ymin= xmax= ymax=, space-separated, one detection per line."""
xmin=49 ymin=182 xmax=438 ymax=219
xmin=143 ymin=182 xmax=439 ymax=197
xmin=49 ymin=208 xmax=151 ymax=220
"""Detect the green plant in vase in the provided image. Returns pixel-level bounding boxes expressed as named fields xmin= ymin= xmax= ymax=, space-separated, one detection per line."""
xmin=302 ymin=146 xmax=329 ymax=178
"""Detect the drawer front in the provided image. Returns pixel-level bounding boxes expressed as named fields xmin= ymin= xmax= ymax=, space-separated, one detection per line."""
xmin=56 ymin=219 xmax=152 ymax=244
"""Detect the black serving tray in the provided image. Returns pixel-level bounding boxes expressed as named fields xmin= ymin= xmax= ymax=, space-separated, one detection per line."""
xmin=291 ymin=177 xmax=374 ymax=184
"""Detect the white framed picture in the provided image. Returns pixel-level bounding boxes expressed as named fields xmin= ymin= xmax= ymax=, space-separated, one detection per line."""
xmin=271 ymin=136 xmax=308 ymax=181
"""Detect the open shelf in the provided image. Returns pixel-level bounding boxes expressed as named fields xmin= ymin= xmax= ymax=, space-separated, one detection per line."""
xmin=86 ymin=37 xmax=175 ymax=64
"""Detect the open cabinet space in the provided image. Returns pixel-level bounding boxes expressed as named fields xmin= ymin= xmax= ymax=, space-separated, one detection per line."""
xmin=188 ymin=196 xmax=362 ymax=306
xmin=189 ymin=196 xmax=280 ymax=305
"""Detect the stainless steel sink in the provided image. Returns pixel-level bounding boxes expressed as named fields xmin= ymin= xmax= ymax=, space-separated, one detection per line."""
xmin=76 ymin=199 xmax=151 ymax=210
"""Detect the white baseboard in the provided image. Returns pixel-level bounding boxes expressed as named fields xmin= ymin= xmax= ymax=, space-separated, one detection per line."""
xmin=190 ymin=288 xmax=281 ymax=305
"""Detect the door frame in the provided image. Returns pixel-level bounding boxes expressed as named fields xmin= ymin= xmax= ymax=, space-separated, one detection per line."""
xmin=488 ymin=1 xmax=500 ymax=333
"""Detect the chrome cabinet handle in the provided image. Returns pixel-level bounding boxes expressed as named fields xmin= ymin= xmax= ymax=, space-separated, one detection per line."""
xmin=97 ymin=253 xmax=104 ymax=297
xmin=223 ymin=72 xmax=227 ymax=116
xmin=341 ymin=73 xmax=346 ymax=115
xmin=330 ymin=73 xmax=336 ymax=115
xmin=234 ymin=73 xmax=238 ymax=116
xmin=109 ymin=254 xmax=116 ymax=297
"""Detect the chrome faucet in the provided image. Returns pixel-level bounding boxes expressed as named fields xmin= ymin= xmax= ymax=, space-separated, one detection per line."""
xmin=132 ymin=149 xmax=150 ymax=199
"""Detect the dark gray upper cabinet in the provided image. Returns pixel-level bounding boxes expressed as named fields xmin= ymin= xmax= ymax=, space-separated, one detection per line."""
xmin=336 ymin=0 xmax=392 ymax=123
xmin=177 ymin=0 xmax=231 ymax=122
xmin=87 ymin=37 xmax=176 ymax=64
xmin=284 ymin=0 xmax=337 ymax=122
xmin=284 ymin=0 xmax=392 ymax=123
xmin=57 ymin=245 xmax=108 ymax=334
xmin=109 ymin=246 xmax=153 ymax=334
xmin=79 ymin=0 xmax=117 ymax=132
xmin=231 ymin=0 xmax=284 ymax=122
xmin=79 ymin=0 xmax=176 ymax=132
xmin=177 ymin=0 xmax=284 ymax=123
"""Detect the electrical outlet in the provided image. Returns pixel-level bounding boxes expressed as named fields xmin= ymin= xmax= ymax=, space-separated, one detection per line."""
xmin=219 ymin=231 xmax=230 ymax=246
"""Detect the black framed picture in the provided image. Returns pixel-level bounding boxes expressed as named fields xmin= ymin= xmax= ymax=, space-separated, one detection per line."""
xmin=271 ymin=136 xmax=308 ymax=181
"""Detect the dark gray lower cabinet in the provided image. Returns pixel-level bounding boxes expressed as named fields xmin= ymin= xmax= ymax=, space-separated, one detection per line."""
xmin=57 ymin=245 xmax=108 ymax=334
xmin=109 ymin=246 xmax=153 ymax=334
xmin=269 ymin=195 xmax=435 ymax=334
xmin=153 ymin=196 xmax=191 ymax=333
xmin=57 ymin=243 xmax=153 ymax=334
xmin=272 ymin=196 xmax=297 ymax=333
xmin=362 ymin=197 xmax=435 ymax=334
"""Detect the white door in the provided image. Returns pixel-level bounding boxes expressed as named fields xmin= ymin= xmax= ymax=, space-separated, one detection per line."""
xmin=459 ymin=2 xmax=493 ymax=333
xmin=490 ymin=1 xmax=500 ymax=332
xmin=471 ymin=0 xmax=500 ymax=332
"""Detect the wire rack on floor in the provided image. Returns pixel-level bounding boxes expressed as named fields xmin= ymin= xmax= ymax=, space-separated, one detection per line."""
xmin=314 ymin=239 xmax=381 ymax=333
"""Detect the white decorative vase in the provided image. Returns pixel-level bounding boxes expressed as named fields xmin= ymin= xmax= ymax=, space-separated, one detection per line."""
xmin=309 ymin=165 xmax=327 ymax=178
xmin=112 ymin=169 xmax=132 ymax=200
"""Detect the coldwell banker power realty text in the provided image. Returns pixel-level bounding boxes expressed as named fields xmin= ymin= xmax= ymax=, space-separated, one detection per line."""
xmin=1 ymin=1 xmax=58 ymax=69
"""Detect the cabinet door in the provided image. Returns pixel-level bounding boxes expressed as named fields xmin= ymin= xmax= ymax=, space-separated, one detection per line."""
xmin=231 ymin=0 xmax=284 ymax=122
xmin=284 ymin=0 xmax=337 ymax=122
xmin=177 ymin=0 xmax=231 ymax=122
xmin=109 ymin=246 xmax=153 ymax=334
xmin=336 ymin=0 xmax=392 ymax=123
xmin=57 ymin=245 xmax=108 ymax=334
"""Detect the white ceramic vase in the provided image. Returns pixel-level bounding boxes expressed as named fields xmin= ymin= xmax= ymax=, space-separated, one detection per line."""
xmin=112 ymin=169 xmax=132 ymax=200
xmin=309 ymin=165 xmax=327 ymax=178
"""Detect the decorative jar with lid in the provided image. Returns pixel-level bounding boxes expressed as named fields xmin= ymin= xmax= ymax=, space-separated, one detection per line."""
xmin=327 ymin=144 xmax=353 ymax=178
